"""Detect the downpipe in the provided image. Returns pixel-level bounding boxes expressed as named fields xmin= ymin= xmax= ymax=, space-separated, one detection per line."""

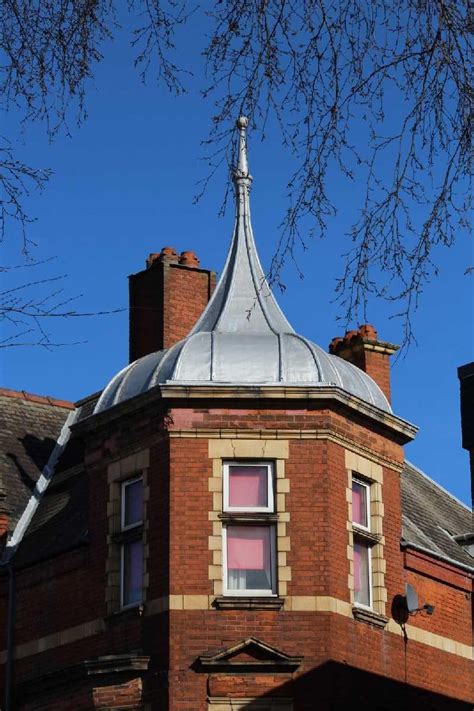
xmin=4 ymin=563 xmax=15 ymax=711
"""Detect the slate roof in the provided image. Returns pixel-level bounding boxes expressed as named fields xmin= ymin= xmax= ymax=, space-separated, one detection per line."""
xmin=13 ymin=466 xmax=88 ymax=568
xmin=0 ymin=389 xmax=74 ymax=531
xmin=401 ymin=461 xmax=473 ymax=569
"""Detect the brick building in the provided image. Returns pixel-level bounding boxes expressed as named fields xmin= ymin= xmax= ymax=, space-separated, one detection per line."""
xmin=0 ymin=118 xmax=472 ymax=710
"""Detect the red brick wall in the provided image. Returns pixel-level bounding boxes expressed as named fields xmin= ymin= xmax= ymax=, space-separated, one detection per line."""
xmin=361 ymin=349 xmax=392 ymax=403
xmin=163 ymin=265 xmax=216 ymax=351
xmin=0 ymin=399 xmax=472 ymax=710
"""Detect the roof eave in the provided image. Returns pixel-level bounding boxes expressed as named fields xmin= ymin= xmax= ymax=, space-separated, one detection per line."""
xmin=74 ymin=382 xmax=417 ymax=443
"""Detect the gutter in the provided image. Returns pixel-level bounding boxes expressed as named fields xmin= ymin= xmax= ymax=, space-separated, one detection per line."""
xmin=401 ymin=539 xmax=474 ymax=575
xmin=4 ymin=564 xmax=15 ymax=711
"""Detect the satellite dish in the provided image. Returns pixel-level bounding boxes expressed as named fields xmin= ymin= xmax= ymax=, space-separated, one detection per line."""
xmin=405 ymin=583 xmax=419 ymax=613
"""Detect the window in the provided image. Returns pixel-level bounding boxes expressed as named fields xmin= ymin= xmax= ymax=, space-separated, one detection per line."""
xmin=120 ymin=477 xmax=144 ymax=608
xmin=222 ymin=462 xmax=277 ymax=596
xmin=352 ymin=477 xmax=372 ymax=608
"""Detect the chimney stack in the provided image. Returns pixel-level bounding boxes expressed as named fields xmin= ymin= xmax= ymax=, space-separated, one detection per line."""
xmin=329 ymin=324 xmax=398 ymax=404
xmin=129 ymin=247 xmax=216 ymax=363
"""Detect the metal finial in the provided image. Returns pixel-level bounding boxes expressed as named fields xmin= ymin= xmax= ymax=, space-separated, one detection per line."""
xmin=235 ymin=116 xmax=250 ymax=178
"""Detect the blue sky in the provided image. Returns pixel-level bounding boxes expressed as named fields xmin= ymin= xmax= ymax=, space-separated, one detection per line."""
xmin=1 ymin=10 xmax=472 ymax=506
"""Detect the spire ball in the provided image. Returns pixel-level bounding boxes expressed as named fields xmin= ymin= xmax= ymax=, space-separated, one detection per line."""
xmin=237 ymin=116 xmax=249 ymax=129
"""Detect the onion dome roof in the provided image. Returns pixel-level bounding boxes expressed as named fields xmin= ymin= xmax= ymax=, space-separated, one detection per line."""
xmin=95 ymin=117 xmax=390 ymax=414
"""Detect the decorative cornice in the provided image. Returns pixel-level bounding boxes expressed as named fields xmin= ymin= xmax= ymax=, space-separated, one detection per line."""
xmin=159 ymin=384 xmax=417 ymax=442
xmin=74 ymin=379 xmax=416 ymax=446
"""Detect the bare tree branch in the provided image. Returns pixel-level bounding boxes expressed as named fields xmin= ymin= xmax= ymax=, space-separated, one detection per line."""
xmin=201 ymin=0 xmax=472 ymax=346
xmin=1 ymin=0 xmax=472 ymax=348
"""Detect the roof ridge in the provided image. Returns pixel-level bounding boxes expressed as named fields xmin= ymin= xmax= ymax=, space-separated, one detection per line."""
xmin=0 ymin=387 xmax=74 ymax=410
xmin=405 ymin=459 xmax=471 ymax=513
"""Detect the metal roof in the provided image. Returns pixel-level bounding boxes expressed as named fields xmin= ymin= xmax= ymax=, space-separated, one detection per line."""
xmin=95 ymin=117 xmax=390 ymax=414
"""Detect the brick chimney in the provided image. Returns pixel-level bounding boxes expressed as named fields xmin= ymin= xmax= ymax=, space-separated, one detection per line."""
xmin=129 ymin=247 xmax=216 ymax=362
xmin=329 ymin=324 xmax=398 ymax=404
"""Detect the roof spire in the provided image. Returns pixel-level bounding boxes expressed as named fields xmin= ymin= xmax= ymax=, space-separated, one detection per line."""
xmin=235 ymin=116 xmax=251 ymax=179
xmin=95 ymin=114 xmax=392 ymax=413
xmin=180 ymin=114 xmax=293 ymax=337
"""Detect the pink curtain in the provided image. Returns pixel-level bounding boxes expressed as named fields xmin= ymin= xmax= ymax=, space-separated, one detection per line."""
xmin=229 ymin=466 xmax=267 ymax=507
xmin=354 ymin=541 xmax=361 ymax=587
xmin=354 ymin=541 xmax=370 ymax=605
xmin=227 ymin=527 xmax=270 ymax=570
xmin=352 ymin=481 xmax=367 ymax=526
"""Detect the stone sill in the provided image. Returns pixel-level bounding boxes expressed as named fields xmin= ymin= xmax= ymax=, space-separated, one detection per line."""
xmin=352 ymin=605 xmax=389 ymax=629
xmin=352 ymin=525 xmax=382 ymax=545
xmin=104 ymin=603 xmax=144 ymax=627
xmin=213 ymin=596 xmax=285 ymax=611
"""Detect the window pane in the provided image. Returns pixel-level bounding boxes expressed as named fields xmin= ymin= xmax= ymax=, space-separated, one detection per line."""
xmin=124 ymin=479 xmax=143 ymax=527
xmin=227 ymin=526 xmax=272 ymax=591
xmin=354 ymin=541 xmax=370 ymax=606
xmin=352 ymin=481 xmax=368 ymax=527
xmin=123 ymin=539 xmax=143 ymax=606
xmin=228 ymin=465 xmax=268 ymax=508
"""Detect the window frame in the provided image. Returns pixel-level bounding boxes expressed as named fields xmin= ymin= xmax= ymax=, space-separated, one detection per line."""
xmin=119 ymin=475 xmax=144 ymax=610
xmin=222 ymin=523 xmax=277 ymax=597
xmin=351 ymin=476 xmax=371 ymax=533
xmin=353 ymin=538 xmax=373 ymax=609
xmin=121 ymin=475 xmax=144 ymax=531
xmin=222 ymin=460 xmax=278 ymax=597
xmin=223 ymin=460 xmax=274 ymax=513
xmin=351 ymin=474 xmax=373 ymax=610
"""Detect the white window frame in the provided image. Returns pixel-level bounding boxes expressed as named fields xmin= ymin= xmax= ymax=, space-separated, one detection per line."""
xmin=222 ymin=524 xmax=277 ymax=597
xmin=223 ymin=461 xmax=274 ymax=513
xmin=120 ymin=475 xmax=143 ymax=609
xmin=353 ymin=538 xmax=373 ymax=609
xmin=121 ymin=475 xmax=144 ymax=531
xmin=352 ymin=476 xmax=370 ymax=532
xmin=222 ymin=460 xmax=277 ymax=597
xmin=351 ymin=474 xmax=373 ymax=609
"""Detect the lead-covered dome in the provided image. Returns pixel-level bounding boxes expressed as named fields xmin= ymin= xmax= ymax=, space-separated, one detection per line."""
xmin=95 ymin=117 xmax=390 ymax=414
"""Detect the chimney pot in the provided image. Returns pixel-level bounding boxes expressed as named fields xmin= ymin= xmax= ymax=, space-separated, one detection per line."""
xmin=179 ymin=251 xmax=200 ymax=268
xmin=359 ymin=323 xmax=378 ymax=340
xmin=160 ymin=246 xmax=179 ymax=263
xmin=329 ymin=337 xmax=343 ymax=353
xmin=146 ymin=253 xmax=162 ymax=269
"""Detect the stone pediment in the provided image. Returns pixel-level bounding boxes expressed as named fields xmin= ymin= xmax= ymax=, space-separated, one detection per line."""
xmin=197 ymin=637 xmax=302 ymax=673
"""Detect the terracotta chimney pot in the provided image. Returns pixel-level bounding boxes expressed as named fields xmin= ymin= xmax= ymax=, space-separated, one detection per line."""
xmin=179 ymin=251 xmax=200 ymax=268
